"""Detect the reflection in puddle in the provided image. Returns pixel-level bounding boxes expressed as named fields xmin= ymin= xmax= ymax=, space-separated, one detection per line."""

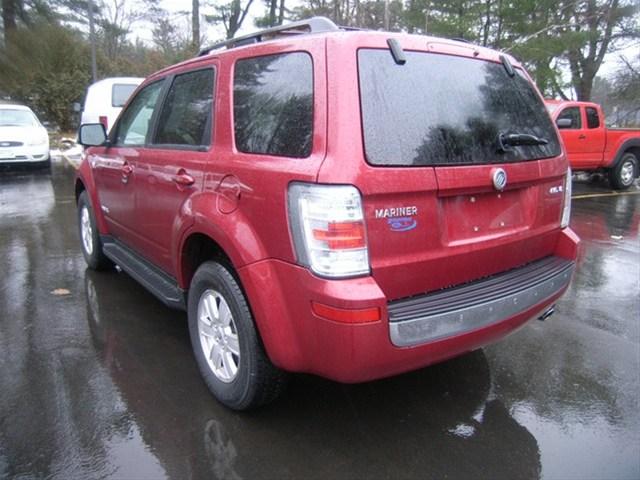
xmin=85 ymin=268 xmax=542 ymax=479
xmin=204 ymin=419 xmax=242 ymax=480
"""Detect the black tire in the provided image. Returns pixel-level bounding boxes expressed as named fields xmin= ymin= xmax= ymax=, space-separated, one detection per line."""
xmin=608 ymin=152 xmax=638 ymax=190
xmin=77 ymin=191 xmax=112 ymax=270
xmin=32 ymin=156 xmax=51 ymax=170
xmin=188 ymin=261 xmax=287 ymax=410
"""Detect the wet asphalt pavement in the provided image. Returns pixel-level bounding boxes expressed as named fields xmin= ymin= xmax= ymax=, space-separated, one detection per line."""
xmin=0 ymin=160 xmax=638 ymax=480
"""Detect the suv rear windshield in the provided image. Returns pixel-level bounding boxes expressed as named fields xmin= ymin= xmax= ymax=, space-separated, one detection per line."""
xmin=358 ymin=49 xmax=560 ymax=166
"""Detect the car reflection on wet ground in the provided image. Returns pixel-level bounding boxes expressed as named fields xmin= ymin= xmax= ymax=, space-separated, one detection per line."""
xmin=1 ymin=161 xmax=638 ymax=480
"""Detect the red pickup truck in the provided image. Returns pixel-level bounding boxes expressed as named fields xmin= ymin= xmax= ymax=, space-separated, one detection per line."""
xmin=545 ymin=100 xmax=640 ymax=190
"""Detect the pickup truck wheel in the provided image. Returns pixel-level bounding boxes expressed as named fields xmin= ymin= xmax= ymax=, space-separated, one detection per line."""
xmin=609 ymin=153 xmax=638 ymax=190
xmin=77 ymin=191 xmax=112 ymax=270
xmin=188 ymin=261 xmax=287 ymax=410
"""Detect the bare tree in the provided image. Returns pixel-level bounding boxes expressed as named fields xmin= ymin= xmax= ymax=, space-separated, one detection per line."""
xmin=208 ymin=0 xmax=255 ymax=39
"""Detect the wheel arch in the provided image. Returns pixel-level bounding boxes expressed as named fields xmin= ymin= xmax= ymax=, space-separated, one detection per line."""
xmin=75 ymin=162 xmax=110 ymax=234
xmin=611 ymin=139 xmax=640 ymax=177
xmin=178 ymin=232 xmax=235 ymax=290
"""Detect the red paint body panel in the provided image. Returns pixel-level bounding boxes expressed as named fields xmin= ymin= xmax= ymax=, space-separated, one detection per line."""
xmin=78 ymin=30 xmax=580 ymax=384
xmin=546 ymin=100 xmax=640 ymax=171
xmin=238 ymin=228 xmax=577 ymax=382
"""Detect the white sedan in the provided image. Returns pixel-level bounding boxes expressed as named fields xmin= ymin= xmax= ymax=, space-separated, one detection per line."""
xmin=0 ymin=104 xmax=50 ymax=166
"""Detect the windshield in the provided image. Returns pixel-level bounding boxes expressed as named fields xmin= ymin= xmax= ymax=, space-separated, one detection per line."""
xmin=358 ymin=49 xmax=561 ymax=166
xmin=0 ymin=109 xmax=38 ymax=127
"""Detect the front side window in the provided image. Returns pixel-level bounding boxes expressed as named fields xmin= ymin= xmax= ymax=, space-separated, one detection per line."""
xmin=233 ymin=52 xmax=313 ymax=158
xmin=557 ymin=107 xmax=582 ymax=130
xmin=114 ymin=80 xmax=163 ymax=146
xmin=586 ymin=107 xmax=600 ymax=129
xmin=154 ymin=69 xmax=215 ymax=147
xmin=358 ymin=49 xmax=561 ymax=166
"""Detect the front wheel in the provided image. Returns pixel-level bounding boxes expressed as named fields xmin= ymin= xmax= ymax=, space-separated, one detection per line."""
xmin=77 ymin=191 xmax=111 ymax=270
xmin=188 ymin=261 xmax=287 ymax=410
xmin=609 ymin=153 xmax=638 ymax=190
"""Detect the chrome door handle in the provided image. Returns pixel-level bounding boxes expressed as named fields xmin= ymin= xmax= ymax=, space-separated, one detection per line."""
xmin=172 ymin=171 xmax=195 ymax=187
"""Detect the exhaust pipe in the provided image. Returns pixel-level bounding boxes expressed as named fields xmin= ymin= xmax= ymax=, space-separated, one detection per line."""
xmin=537 ymin=305 xmax=555 ymax=322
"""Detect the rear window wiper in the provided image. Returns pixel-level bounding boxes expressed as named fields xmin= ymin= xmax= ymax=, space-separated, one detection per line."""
xmin=497 ymin=132 xmax=548 ymax=152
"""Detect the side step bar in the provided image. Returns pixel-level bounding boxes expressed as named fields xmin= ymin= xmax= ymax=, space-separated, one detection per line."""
xmin=102 ymin=237 xmax=186 ymax=310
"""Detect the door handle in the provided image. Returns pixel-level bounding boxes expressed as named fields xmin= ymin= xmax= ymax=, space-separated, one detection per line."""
xmin=172 ymin=171 xmax=195 ymax=187
xmin=578 ymin=134 xmax=586 ymax=140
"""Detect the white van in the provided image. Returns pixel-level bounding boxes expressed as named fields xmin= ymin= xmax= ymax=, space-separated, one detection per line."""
xmin=80 ymin=77 xmax=143 ymax=133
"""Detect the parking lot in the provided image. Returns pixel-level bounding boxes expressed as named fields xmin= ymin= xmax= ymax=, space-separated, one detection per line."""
xmin=1 ymin=159 xmax=638 ymax=479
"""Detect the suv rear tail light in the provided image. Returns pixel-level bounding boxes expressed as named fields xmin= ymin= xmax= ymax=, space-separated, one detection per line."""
xmin=99 ymin=116 xmax=108 ymax=132
xmin=288 ymin=183 xmax=370 ymax=278
xmin=561 ymin=167 xmax=572 ymax=228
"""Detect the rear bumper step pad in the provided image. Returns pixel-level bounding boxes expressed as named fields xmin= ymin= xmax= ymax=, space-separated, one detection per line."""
xmin=388 ymin=256 xmax=574 ymax=347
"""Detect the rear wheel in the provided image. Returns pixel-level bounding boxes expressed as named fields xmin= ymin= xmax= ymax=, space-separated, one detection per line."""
xmin=609 ymin=153 xmax=638 ymax=190
xmin=77 ymin=191 xmax=111 ymax=270
xmin=188 ymin=261 xmax=287 ymax=410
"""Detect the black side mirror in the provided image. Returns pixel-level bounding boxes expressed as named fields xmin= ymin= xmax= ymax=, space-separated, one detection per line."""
xmin=556 ymin=118 xmax=572 ymax=129
xmin=79 ymin=123 xmax=108 ymax=147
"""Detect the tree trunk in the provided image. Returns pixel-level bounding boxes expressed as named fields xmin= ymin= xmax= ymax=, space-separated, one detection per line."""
xmin=2 ymin=0 xmax=18 ymax=45
xmin=278 ymin=0 xmax=285 ymax=24
xmin=192 ymin=0 xmax=200 ymax=50
xmin=268 ymin=0 xmax=277 ymax=26
xmin=566 ymin=0 xmax=621 ymax=102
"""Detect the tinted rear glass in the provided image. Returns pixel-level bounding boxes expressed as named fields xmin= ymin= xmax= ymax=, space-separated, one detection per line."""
xmin=112 ymin=84 xmax=138 ymax=107
xmin=233 ymin=52 xmax=313 ymax=158
xmin=358 ymin=49 xmax=561 ymax=166
xmin=154 ymin=69 xmax=214 ymax=147
xmin=586 ymin=107 xmax=600 ymax=129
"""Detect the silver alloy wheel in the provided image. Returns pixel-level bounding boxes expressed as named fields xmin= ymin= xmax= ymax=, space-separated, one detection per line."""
xmin=81 ymin=206 xmax=94 ymax=256
xmin=197 ymin=289 xmax=240 ymax=383
xmin=620 ymin=159 xmax=635 ymax=186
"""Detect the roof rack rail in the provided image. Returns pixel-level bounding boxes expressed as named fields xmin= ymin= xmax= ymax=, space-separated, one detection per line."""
xmin=198 ymin=16 xmax=340 ymax=56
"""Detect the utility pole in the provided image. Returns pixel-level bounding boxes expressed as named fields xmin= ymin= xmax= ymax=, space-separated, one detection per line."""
xmin=192 ymin=0 xmax=200 ymax=50
xmin=88 ymin=0 xmax=98 ymax=82
xmin=384 ymin=0 xmax=389 ymax=30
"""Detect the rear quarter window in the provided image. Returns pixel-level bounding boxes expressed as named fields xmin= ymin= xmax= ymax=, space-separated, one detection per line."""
xmin=358 ymin=49 xmax=561 ymax=166
xmin=586 ymin=107 xmax=600 ymax=129
xmin=233 ymin=52 xmax=313 ymax=158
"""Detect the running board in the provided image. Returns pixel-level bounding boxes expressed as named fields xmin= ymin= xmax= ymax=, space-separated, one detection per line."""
xmin=102 ymin=237 xmax=186 ymax=310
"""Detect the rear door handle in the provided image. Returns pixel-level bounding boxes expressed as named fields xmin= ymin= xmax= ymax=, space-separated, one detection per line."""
xmin=578 ymin=134 xmax=586 ymax=140
xmin=172 ymin=170 xmax=195 ymax=187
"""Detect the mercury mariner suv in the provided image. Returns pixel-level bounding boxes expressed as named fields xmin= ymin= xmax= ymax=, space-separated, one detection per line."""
xmin=76 ymin=17 xmax=579 ymax=410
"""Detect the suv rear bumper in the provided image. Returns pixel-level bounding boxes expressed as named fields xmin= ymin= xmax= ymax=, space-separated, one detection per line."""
xmin=238 ymin=228 xmax=579 ymax=383
xmin=389 ymin=256 xmax=574 ymax=347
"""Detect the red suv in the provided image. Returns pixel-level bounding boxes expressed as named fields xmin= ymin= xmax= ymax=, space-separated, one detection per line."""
xmin=76 ymin=17 xmax=579 ymax=410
